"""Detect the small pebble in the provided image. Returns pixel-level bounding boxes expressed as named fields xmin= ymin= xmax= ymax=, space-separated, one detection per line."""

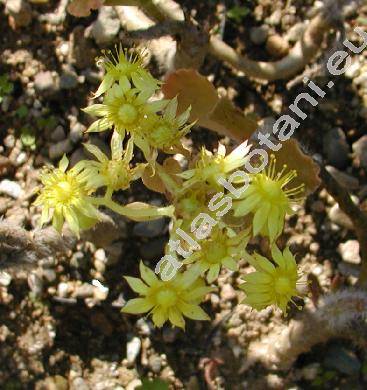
xmin=323 ymin=128 xmax=349 ymax=169
xmin=0 ymin=179 xmax=23 ymax=199
xmin=49 ymin=139 xmax=73 ymax=160
xmin=57 ymin=282 xmax=70 ymax=298
xmin=249 ymin=25 xmax=269 ymax=45
xmin=352 ymin=135 xmax=367 ymax=170
xmin=338 ymin=240 xmax=361 ymax=264
xmin=126 ymin=336 xmax=141 ymax=365
xmin=92 ymin=279 xmax=109 ymax=300
xmin=51 ymin=125 xmax=66 ymax=142
xmin=133 ymin=218 xmax=166 ymax=238
xmin=266 ymin=35 xmax=290 ymax=58
xmin=0 ymin=271 xmax=12 ymax=287
xmin=148 ymin=355 xmax=162 ymax=373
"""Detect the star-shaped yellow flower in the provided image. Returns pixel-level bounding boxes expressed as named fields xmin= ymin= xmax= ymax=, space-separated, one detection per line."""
xmin=233 ymin=154 xmax=304 ymax=241
xmin=240 ymin=246 xmax=302 ymax=313
xmin=122 ymin=262 xmax=214 ymax=328
xmin=34 ymin=155 xmax=101 ymax=235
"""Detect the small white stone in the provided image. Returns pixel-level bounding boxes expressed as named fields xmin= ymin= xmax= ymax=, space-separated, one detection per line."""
xmin=0 ymin=271 xmax=12 ymax=286
xmin=0 ymin=179 xmax=23 ymax=199
xmin=126 ymin=379 xmax=142 ymax=390
xmin=57 ymin=282 xmax=70 ymax=298
xmin=338 ymin=240 xmax=361 ymax=264
xmin=92 ymin=279 xmax=109 ymax=300
xmin=127 ymin=337 xmax=141 ymax=364
xmin=59 ymin=42 xmax=69 ymax=56
xmin=15 ymin=152 xmax=27 ymax=166
xmin=345 ymin=60 xmax=361 ymax=79
xmin=94 ymin=248 xmax=107 ymax=263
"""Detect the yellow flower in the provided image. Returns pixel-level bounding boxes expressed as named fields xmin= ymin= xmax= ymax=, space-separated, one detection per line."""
xmin=240 ymin=246 xmax=302 ymax=313
xmin=140 ymin=97 xmax=192 ymax=152
xmin=81 ymin=132 xmax=146 ymax=195
xmin=34 ymin=155 xmax=101 ymax=235
xmin=175 ymin=185 xmax=209 ymax=220
xmin=179 ymin=141 xmax=250 ymax=190
xmin=184 ymin=226 xmax=250 ymax=283
xmin=83 ymin=83 xmax=166 ymax=139
xmin=233 ymin=155 xmax=304 ymax=241
xmin=94 ymin=46 xmax=160 ymax=99
xmin=122 ymin=262 xmax=214 ymax=328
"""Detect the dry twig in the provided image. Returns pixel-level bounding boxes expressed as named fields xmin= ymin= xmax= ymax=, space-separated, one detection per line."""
xmin=243 ymin=290 xmax=367 ymax=370
xmin=0 ymin=222 xmax=74 ymax=269
xmin=116 ymin=0 xmax=359 ymax=80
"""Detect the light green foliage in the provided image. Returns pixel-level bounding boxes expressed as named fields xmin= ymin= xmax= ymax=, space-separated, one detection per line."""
xmin=0 ymin=74 xmax=14 ymax=104
xmin=20 ymin=126 xmax=36 ymax=150
xmin=227 ymin=5 xmax=250 ymax=23
xmin=137 ymin=378 xmax=169 ymax=390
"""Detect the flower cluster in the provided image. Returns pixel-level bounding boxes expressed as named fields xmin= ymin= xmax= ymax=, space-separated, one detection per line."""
xmin=34 ymin=46 xmax=307 ymax=329
xmin=240 ymin=246 xmax=302 ymax=313
xmin=34 ymin=155 xmax=100 ymax=236
xmin=34 ymin=47 xmax=184 ymax=236
xmin=84 ymin=46 xmax=192 ymax=164
xmin=233 ymin=154 xmax=304 ymax=241
xmin=122 ymin=262 xmax=214 ymax=328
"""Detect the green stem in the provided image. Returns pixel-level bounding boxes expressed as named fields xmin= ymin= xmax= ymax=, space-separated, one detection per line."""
xmin=92 ymin=197 xmax=175 ymax=221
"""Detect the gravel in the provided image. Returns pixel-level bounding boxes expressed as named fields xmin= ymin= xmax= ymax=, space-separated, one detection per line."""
xmin=0 ymin=179 xmax=23 ymax=199
xmin=323 ymin=128 xmax=350 ymax=169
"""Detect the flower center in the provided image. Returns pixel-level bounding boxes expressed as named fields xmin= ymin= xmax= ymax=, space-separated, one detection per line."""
xmin=150 ymin=125 xmax=171 ymax=145
xmin=260 ymin=178 xmax=282 ymax=200
xmin=118 ymin=104 xmax=138 ymax=124
xmin=56 ymin=180 xmax=74 ymax=203
xmin=155 ymin=288 xmax=177 ymax=307
xmin=206 ymin=242 xmax=227 ymax=264
xmin=274 ymin=276 xmax=292 ymax=295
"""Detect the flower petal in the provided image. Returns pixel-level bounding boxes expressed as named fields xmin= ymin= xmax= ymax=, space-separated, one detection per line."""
xmin=139 ymin=261 xmax=159 ymax=286
xmin=178 ymin=301 xmax=210 ymax=321
xmin=151 ymin=307 xmax=167 ymax=327
xmin=58 ymin=154 xmax=69 ymax=172
xmin=124 ymin=276 xmax=149 ymax=295
xmin=94 ymin=74 xmax=114 ymax=97
xmin=121 ymin=298 xmax=154 ymax=314
xmin=233 ymin=193 xmax=260 ymax=217
xmin=206 ymin=264 xmax=220 ymax=283
xmin=253 ymin=202 xmax=271 ymax=236
xmin=168 ymin=307 xmax=185 ymax=329
xmin=271 ymin=245 xmax=286 ymax=268
xmin=185 ymin=286 xmax=215 ymax=301
xmin=222 ymin=256 xmax=238 ymax=271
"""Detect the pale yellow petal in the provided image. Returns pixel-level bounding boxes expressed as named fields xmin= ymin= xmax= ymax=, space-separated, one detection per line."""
xmin=253 ymin=202 xmax=271 ymax=236
xmin=178 ymin=301 xmax=210 ymax=321
xmin=151 ymin=307 xmax=167 ymax=327
xmin=168 ymin=307 xmax=185 ymax=329
xmin=121 ymin=298 xmax=154 ymax=314
xmin=124 ymin=276 xmax=149 ymax=295
xmin=139 ymin=261 xmax=159 ymax=287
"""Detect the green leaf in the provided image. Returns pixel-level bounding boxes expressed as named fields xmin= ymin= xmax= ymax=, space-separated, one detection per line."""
xmin=16 ymin=105 xmax=28 ymax=119
xmin=227 ymin=6 xmax=250 ymax=23
xmin=137 ymin=378 xmax=169 ymax=390
xmin=20 ymin=126 xmax=36 ymax=149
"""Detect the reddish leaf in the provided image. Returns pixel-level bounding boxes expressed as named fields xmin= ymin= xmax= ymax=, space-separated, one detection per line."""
xmin=142 ymin=159 xmax=182 ymax=194
xmin=163 ymin=69 xmax=258 ymax=141
xmin=163 ymin=69 xmax=218 ymax=120
xmin=272 ymin=139 xmax=321 ymax=194
xmin=204 ymin=97 xmax=258 ymax=141
xmin=142 ymin=165 xmax=165 ymax=194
